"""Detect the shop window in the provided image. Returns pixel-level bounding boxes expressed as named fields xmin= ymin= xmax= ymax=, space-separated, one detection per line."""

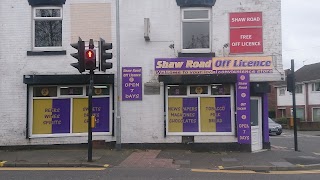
xmin=33 ymin=86 xmax=57 ymax=97
xmin=86 ymin=86 xmax=110 ymax=96
xmin=312 ymin=108 xmax=320 ymax=122
xmin=279 ymin=88 xmax=285 ymax=96
xmin=33 ymin=7 xmax=62 ymax=51
xmin=295 ymin=84 xmax=302 ymax=94
xmin=190 ymin=86 xmax=208 ymax=94
xmin=168 ymin=85 xmax=187 ymax=96
xmin=181 ymin=8 xmax=211 ymax=53
xmin=30 ymin=84 xmax=112 ymax=137
xmin=60 ymin=87 xmax=83 ymax=96
xmin=312 ymin=82 xmax=320 ymax=92
xmin=211 ymin=84 xmax=230 ymax=95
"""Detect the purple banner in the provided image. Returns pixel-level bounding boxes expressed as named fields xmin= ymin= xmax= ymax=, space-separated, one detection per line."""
xmin=52 ymin=99 xmax=70 ymax=134
xmin=183 ymin=98 xmax=199 ymax=132
xmin=216 ymin=98 xmax=231 ymax=132
xmin=236 ymin=74 xmax=251 ymax=144
xmin=122 ymin=67 xmax=142 ymax=101
xmin=92 ymin=97 xmax=110 ymax=132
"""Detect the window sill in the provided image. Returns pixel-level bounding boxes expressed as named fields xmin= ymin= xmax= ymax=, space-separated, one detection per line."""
xmin=178 ymin=52 xmax=215 ymax=57
xmin=27 ymin=50 xmax=66 ymax=56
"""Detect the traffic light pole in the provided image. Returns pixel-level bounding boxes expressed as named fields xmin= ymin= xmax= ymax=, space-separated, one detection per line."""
xmin=88 ymin=69 xmax=94 ymax=162
xmin=291 ymin=59 xmax=298 ymax=151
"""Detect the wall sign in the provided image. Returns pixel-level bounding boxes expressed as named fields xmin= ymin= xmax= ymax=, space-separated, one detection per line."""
xmin=230 ymin=12 xmax=263 ymax=54
xmin=122 ymin=67 xmax=142 ymax=101
xmin=236 ymin=74 xmax=251 ymax=144
xmin=155 ymin=56 xmax=272 ymax=75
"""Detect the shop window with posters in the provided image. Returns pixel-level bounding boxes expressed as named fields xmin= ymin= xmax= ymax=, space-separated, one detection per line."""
xmin=30 ymin=85 xmax=112 ymax=138
xmin=166 ymin=84 xmax=234 ymax=135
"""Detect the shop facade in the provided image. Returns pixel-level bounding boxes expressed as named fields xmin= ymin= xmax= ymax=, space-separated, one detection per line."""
xmin=0 ymin=0 xmax=283 ymax=152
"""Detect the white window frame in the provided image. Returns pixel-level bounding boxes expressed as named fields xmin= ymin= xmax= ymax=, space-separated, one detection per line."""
xmin=181 ymin=8 xmax=212 ymax=53
xmin=29 ymin=85 xmax=113 ymax=138
xmin=312 ymin=107 xmax=320 ymax=122
xmin=33 ymin=6 xmax=63 ymax=51
xmin=295 ymin=84 xmax=303 ymax=94
xmin=279 ymin=88 xmax=285 ymax=96
xmin=311 ymin=82 xmax=320 ymax=92
xmin=166 ymin=84 xmax=235 ymax=136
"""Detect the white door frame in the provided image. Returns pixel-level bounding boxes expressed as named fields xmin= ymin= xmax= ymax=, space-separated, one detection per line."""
xmin=250 ymin=97 xmax=263 ymax=152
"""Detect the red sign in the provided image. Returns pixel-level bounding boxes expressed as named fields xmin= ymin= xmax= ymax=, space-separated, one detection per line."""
xmin=230 ymin=12 xmax=263 ymax=54
xmin=230 ymin=28 xmax=263 ymax=54
xmin=230 ymin=12 xmax=262 ymax=27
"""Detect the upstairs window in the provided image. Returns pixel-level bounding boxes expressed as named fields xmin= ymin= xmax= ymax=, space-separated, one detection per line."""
xmin=279 ymin=88 xmax=285 ymax=96
xmin=312 ymin=82 xmax=320 ymax=92
xmin=33 ymin=7 xmax=62 ymax=51
xmin=182 ymin=8 xmax=211 ymax=53
xmin=295 ymin=84 xmax=303 ymax=94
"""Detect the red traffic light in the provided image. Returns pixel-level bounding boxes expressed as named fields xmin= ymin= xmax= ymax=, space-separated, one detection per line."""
xmin=85 ymin=49 xmax=95 ymax=60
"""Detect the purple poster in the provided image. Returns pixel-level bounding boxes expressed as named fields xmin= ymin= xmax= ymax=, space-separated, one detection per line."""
xmin=52 ymin=99 xmax=70 ymax=134
xmin=92 ymin=97 xmax=110 ymax=132
xmin=183 ymin=98 xmax=199 ymax=132
xmin=122 ymin=67 xmax=142 ymax=101
xmin=216 ymin=98 xmax=231 ymax=132
xmin=236 ymin=74 xmax=251 ymax=144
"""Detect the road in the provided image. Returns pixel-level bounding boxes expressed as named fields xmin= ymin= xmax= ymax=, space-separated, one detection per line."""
xmin=0 ymin=129 xmax=319 ymax=179
xmin=0 ymin=167 xmax=319 ymax=180
xmin=270 ymin=129 xmax=320 ymax=156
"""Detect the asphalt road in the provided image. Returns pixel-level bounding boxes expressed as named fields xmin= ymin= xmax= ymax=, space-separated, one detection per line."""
xmin=0 ymin=167 xmax=319 ymax=180
xmin=270 ymin=129 xmax=320 ymax=156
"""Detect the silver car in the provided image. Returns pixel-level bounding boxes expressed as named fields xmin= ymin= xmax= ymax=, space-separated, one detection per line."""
xmin=269 ymin=118 xmax=282 ymax=135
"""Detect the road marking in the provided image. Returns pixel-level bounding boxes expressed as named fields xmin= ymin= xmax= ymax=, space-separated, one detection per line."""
xmin=104 ymin=164 xmax=110 ymax=168
xmin=191 ymin=169 xmax=320 ymax=174
xmin=313 ymin=152 xmax=320 ymax=156
xmin=0 ymin=167 xmax=106 ymax=171
xmin=218 ymin=166 xmax=224 ymax=170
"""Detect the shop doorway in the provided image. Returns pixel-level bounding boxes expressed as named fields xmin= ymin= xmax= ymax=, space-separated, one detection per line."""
xmin=250 ymin=97 xmax=262 ymax=151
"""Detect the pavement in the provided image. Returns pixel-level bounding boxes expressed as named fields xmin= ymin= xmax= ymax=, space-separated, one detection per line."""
xmin=1 ymin=137 xmax=320 ymax=171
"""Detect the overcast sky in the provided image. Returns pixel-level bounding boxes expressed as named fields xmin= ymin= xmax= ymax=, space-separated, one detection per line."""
xmin=282 ymin=0 xmax=320 ymax=70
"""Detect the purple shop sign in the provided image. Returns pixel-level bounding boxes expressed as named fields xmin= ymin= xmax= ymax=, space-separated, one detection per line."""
xmin=236 ymin=74 xmax=251 ymax=144
xmin=122 ymin=67 xmax=142 ymax=101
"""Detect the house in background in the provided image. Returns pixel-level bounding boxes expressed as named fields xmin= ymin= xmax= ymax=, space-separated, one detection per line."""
xmin=274 ymin=62 xmax=320 ymax=130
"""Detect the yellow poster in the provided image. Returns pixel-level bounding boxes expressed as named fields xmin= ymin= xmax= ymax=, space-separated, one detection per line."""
xmin=200 ymin=98 xmax=216 ymax=132
xmin=33 ymin=100 xmax=53 ymax=134
xmin=168 ymin=98 xmax=183 ymax=132
xmin=72 ymin=98 xmax=88 ymax=133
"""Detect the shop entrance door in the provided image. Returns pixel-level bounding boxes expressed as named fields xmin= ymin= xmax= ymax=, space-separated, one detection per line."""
xmin=250 ymin=97 xmax=262 ymax=152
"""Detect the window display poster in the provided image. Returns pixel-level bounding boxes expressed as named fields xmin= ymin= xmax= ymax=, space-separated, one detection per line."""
xmin=33 ymin=99 xmax=70 ymax=134
xmin=200 ymin=97 xmax=231 ymax=132
xmin=168 ymin=98 xmax=199 ymax=132
xmin=73 ymin=97 xmax=110 ymax=133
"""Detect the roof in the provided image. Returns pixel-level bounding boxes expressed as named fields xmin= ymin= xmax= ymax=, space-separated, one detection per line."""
xmin=295 ymin=62 xmax=320 ymax=82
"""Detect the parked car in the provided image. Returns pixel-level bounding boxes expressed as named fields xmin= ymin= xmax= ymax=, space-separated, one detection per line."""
xmin=269 ymin=118 xmax=282 ymax=135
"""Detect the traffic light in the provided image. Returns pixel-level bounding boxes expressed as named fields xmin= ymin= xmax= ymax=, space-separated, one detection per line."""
xmin=70 ymin=37 xmax=85 ymax=73
xmin=84 ymin=39 xmax=96 ymax=70
xmin=99 ymin=38 xmax=113 ymax=72
xmin=287 ymin=72 xmax=294 ymax=92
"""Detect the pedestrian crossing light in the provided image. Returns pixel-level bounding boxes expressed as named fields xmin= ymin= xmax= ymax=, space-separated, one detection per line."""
xmin=70 ymin=37 xmax=85 ymax=73
xmin=84 ymin=39 xmax=96 ymax=70
xmin=99 ymin=38 xmax=113 ymax=72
